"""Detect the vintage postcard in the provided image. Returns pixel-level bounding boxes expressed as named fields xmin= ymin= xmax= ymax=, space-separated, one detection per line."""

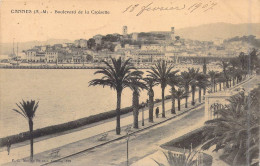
xmin=0 ymin=0 xmax=259 ymax=165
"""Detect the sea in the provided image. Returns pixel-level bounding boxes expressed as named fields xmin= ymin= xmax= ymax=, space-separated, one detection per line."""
xmin=0 ymin=69 xmax=173 ymax=138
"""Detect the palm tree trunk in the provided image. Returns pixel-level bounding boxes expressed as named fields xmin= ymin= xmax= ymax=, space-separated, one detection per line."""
xmin=133 ymin=90 xmax=139 ymax=129
xmin=233 ymin=78 xmax=235 ymax=86
xmin=199 ymin=87 xmax=201 ymax=103
xmin=185 ymin=87 xmax=188 ymax=108
xmin=226 ymin=79 xmax=229 ymax=88
xmin=148 ymin=89 xmax=154 ymax=123
xmin=171 ymin=86 xmax=176 ymax=114
xmin=178 ymin=99 xmax=181 ymax=111
xmin=203 ymin=87 xmax=206 ymax=100
xmin=211 ymin=79 xmax=213 ymax=92
xmin=213 ymin=80 xmax=216 ymax=92
xmin=116 ymin=91 xmax=121 ymax=135
xmin=219 ymin=83 xmax=221 ymax=91
xmin=162 ymin=86 xmax=166 ymax=118
xmin=29 ymin=119 xmax=34 ymax=162
xmin=191 ymin=86 xmax=195 ymax=106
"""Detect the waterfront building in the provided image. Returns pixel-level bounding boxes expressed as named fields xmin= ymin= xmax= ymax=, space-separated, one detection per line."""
xmin=141 ymin=44 xmax=165 ymax=52
xmin=46 ymin=51 xmax=58 ymax=62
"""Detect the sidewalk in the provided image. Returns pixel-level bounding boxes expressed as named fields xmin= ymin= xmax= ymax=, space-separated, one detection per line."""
xmin=1 ymin=94 xmax=202 ymax=166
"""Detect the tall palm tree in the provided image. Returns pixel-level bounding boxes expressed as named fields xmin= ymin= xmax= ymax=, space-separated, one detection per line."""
xmin=180 ymin=71 xmax=192 ymax=108
xmin=147 ymin=60 xmax=174 ymax=118
xmin=217 ymin=60 xmax=230 ymax=88
xmin=216 ymin=72 xmax=225 ymax=91
xmin=167 ymin=70 xmax=180 ymax=114
xmin=188 ymin=68 xmax=199 ymax=106
xmin=196 ymin=73 xmax=209 ymax=103
xmin=12 ymin=100 xmax=39 ymax=161
xmin=143 ymin=77 xmax=159 ymax=123
xmin=128 ymin=73 xmax=146 ymax=129
xmin=229 ymin=58 xmax=240 ymax=86
xmin=172 ymin=88 xmax=189 ymax=111
xmin=89 ymin=57 xmax=138 ymax=135
xmin=203 ymin=58 xmax=207 ymax=75
xmin=208 ymin=70 xmax=217 ymax=92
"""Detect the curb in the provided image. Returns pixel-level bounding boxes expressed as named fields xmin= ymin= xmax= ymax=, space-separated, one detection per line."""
xmin=41 ymin=102 xmax=205 ymax=165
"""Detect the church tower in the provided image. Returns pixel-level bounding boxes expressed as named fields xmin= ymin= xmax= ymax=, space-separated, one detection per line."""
xmin=122 ymin=26 xmax=128 ymax=36
xmin=170 ymin=27 xmax=175 ymax=40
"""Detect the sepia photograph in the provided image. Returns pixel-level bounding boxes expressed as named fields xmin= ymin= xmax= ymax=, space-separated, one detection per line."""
xmin=0 ymin=0 xmax=259 ymax=165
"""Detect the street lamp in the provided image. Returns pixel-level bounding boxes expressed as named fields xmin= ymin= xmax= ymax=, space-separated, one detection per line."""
xmin=141 ymin=102 xmax=145 ymax=126
xmin=125 ymin=126 xmax=135 ymax=166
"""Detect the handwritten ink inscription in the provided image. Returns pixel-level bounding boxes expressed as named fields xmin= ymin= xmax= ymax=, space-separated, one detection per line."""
xmin=122 ymin=2 xmax=218 ymax=16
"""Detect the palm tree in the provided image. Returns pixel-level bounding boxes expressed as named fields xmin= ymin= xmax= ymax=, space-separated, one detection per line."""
xmin=202 ymin=88 xmax=260 ymax=166
xmin=153 ymin=150 xmax=199 ymax=166
xmin=188 ymin=68 xmax=199 ymax=106
xmin=208 ymin=70 xmax=217 ymax=92
xmin=216 ymin=72 xmax=225 ymax=91
xmin=229 ymin=58 xmax=240 ymax=86
xmin=143 ymin=77 xmax=159 ymax=123
xmin=203 ymin=58 xmax=207 ymax=75
xmin=217 ymin=60 xmax=230 ymax=88
xmin=172 ymin=88 xmax=189 ymax=111
xmin=180 ymin=71 xmax=192 ymax=108
xmin=196 ymin=73 xmax=209 ymax=103
xmin=167 ymin=70 xmax=180 ymax=114
xmin=128 ymin=73 xmax=146 ymax=129
xmin=89 ymin=57 xmax=138 ymax=135
xmin=148 ymin=60 xmax=174 ymax=118
xmin=12 ymin=100 xmax=39 ymax=161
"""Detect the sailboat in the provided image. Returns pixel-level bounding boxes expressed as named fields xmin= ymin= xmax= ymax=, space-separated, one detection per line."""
xmin=9 ymin=39 xmax=21 ymax=66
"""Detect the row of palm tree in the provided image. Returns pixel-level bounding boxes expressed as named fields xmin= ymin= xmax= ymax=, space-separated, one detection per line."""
xmin=207 ymin=49 xmax=259 ymax=92
xmin=11 ymin=49 xmax=257 ymax=160
xmin=89 ymin=58 xmax=212 ymax=135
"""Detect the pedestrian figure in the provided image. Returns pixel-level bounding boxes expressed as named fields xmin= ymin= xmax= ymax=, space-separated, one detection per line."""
xmin=6 ymin=139 xmax=11 ymax=155
xmin=156 ymin=107 xmax=159 ymax=118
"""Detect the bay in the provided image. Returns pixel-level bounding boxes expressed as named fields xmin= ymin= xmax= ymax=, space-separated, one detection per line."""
xmin=0 ymin=69 xmax=171 ymax=137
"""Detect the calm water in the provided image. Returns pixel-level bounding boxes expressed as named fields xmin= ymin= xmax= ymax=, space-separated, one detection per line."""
xmin=0 ymin=69 xmax=172 ymax=137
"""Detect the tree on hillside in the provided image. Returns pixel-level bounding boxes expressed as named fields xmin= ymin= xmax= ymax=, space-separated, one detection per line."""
xmin=87 ymin=38 xmax=96 ymax=49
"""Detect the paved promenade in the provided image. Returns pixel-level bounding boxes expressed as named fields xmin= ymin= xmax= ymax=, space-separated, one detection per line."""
xmin=1 ymin=75 xmax=258 ymax=166
xmin=0 ymin=90 xmax=200 ymax=165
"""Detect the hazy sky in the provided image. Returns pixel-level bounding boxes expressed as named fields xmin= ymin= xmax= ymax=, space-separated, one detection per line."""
xmin=0 ymin=0 xmax=259 ymax=43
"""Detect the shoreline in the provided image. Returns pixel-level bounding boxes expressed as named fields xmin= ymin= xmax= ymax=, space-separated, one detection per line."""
xmin=0 ymin=95 xmax=171 ymax=148
xmin=0 ymin=64 xmax=220 ymax=70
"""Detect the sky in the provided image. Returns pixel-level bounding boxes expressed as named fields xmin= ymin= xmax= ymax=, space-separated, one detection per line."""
xmin=0 ymin=0 xmax=259 ymax=43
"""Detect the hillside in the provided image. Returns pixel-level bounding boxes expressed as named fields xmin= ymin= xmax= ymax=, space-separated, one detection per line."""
xmin=176 ymin=23 xmax=260 ymax=41
xmin=0 ymin=39 xmax=72 ymax=55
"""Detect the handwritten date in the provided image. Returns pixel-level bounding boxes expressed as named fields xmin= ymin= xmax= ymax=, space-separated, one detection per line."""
xmin=122 ymin=1 xmax=218 ymax=16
